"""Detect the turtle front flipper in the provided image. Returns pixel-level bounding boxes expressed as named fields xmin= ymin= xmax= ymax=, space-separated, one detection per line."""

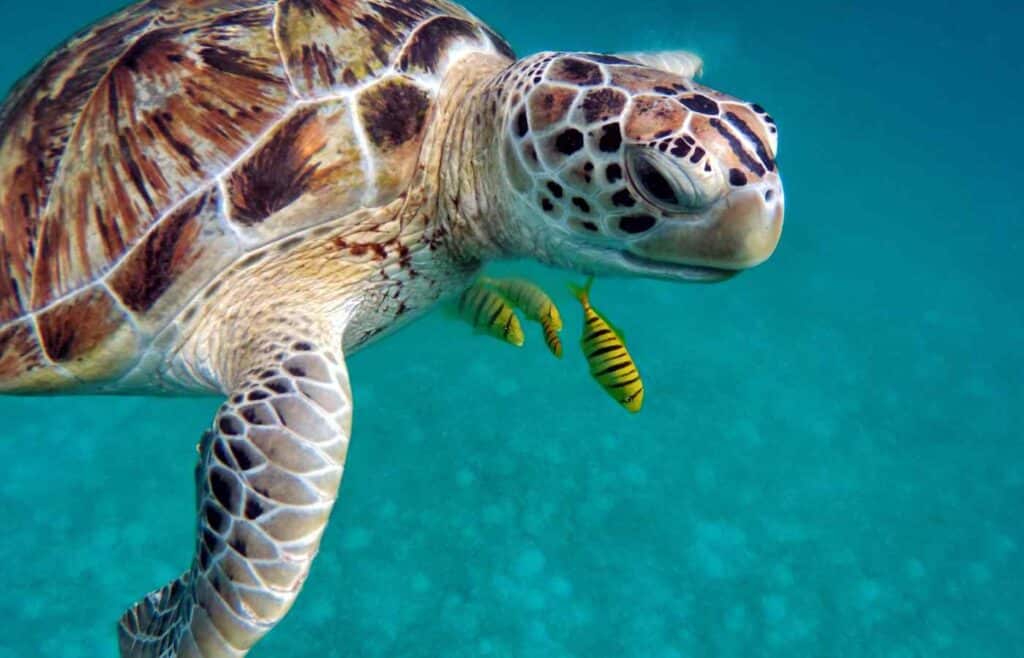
xmin=118 ymin=338 xmax=352 ymax=657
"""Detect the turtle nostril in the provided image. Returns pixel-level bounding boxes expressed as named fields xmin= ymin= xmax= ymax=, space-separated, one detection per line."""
xmin=764 ymin=189 xmax=775 ymax=202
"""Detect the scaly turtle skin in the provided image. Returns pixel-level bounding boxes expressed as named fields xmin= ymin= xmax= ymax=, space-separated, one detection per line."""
xmin=0 ymin=2 xmax=784 ymax=655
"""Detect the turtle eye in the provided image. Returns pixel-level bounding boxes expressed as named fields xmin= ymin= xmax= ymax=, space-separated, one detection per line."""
xmin=631 ymin=156 xmax=679 ymax=206
xmin=625 ymin=147 xmax=719 ymax=213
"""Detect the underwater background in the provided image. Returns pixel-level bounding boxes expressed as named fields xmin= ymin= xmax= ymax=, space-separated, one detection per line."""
xmin=0 ymin=0 xmax=1021 ymax=656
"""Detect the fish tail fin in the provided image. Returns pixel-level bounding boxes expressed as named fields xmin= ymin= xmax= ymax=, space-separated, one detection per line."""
xmin=568 ymin=276 xmax=595 ymax=304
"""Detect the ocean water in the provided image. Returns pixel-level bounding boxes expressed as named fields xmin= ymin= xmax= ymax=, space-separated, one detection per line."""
xmin=0 ymin=0 xmax=1021 ymax=656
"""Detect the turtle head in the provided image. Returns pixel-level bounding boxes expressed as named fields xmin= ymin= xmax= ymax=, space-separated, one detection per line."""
xmin=494 ymin=52 xmax=783 ymax=282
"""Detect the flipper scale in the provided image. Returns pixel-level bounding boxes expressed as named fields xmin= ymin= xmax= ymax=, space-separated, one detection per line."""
xmin=118 ymin=337 xmax=352 ymax=657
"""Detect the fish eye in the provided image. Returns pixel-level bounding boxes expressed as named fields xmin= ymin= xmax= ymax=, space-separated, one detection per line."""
xmin=625 ymin=147 xmax=719 ymax=213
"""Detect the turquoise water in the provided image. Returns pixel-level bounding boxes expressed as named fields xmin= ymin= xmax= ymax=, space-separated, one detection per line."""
xmin=1 ymin=1 xmax=1021 ymax=656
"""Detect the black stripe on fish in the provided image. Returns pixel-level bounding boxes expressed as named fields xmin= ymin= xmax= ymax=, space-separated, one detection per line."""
xmin=488 ymin=304 xmax=504 ymax=328
xmin=595 ymin=361 xmax=633 ymax=377
xmin=588 ymin=344 xmax=622 ymax=359
xmin=503 ymin=313 xmax=516 ymax=338
xmin=473 ymin=292 xmax=490 ymax=326
xmin=624 ymin=388 xmax=644 ymax=403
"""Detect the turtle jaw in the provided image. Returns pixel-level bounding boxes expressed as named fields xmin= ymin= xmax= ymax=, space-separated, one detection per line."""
xmin=618 ymin=252 xmax=740 ymax=282
xmin=566 ymin=240 xmax=739 ymax=282
xmin=551 ymin=180 xmax=783 ymax=283
xmin=624 ymin=181 xmax=785 ymax=279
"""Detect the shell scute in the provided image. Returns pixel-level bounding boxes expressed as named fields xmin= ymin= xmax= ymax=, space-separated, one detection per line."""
xmin=0 ymin=10 xmax=155 ymax=323
xmin=226 ymin=98 xmax=368 ymax=240
xmin=396 ymin=15 xmax=480 ymax=74
xmin=0 ymin=320 xmax=74 ymax=391
xmin=0 ymin=246 xmax=24 ymax=323
xmin=108 ymin=188 xmax=242 ymax=329
xmin=358 ymin=76 xmax=432 ymax=149
xmin=0 ymin=0 xmax=516 ymax=391
xmin=30 ymin=5 xmax=292 ymax=309
xmin=276 ymin=0 xmax=492 ymax=96
xmin=148 ymin=0 xmax=279 ymax=23
xmin=35 ymin=286 xmax=140 ymax=381
xmin=230 ymin=106 xmax=328 ymax=227
xmin=277 ymin=0 xmax=416 ymax=97
xmin=356 ymin=76 xmax=433 ymax=204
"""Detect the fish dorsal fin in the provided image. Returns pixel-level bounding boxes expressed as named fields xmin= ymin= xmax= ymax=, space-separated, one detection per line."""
xmin=614 ymin=50 xmax=704 ymax=79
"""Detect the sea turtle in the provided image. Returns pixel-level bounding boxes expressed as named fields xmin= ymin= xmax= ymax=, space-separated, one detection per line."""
xmin=0 ymin=1 xmax=784 ymax=655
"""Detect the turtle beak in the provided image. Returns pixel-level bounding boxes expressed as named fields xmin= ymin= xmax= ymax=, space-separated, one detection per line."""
xmin=628 ymin=176 xmax=784 ymax=275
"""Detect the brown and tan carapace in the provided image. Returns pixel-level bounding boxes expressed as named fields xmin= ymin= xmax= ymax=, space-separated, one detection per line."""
xmin=0 ymin=1 xmax=783 ymax=656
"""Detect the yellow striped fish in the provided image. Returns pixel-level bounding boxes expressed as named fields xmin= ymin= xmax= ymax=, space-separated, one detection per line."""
xmin=570 ymin=277 xmax=644 ymax=413
xmin=457 ymin=281 xmax=525 ymax=347
xmin=541 ymin=319 xmax=563 ymax=358
xmin=481 ymin=277 xmax=563 ymax=330
xmin=482 ymin=277 xmax=563 ymax=358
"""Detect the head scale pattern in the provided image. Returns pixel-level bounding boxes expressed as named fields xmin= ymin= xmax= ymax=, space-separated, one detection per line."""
xmin=489 ymin=52 xmax=783 ymax=277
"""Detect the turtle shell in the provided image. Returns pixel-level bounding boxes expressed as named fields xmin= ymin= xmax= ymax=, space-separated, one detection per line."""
xmin=0 ymin=0 xmax=514 ymax=390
